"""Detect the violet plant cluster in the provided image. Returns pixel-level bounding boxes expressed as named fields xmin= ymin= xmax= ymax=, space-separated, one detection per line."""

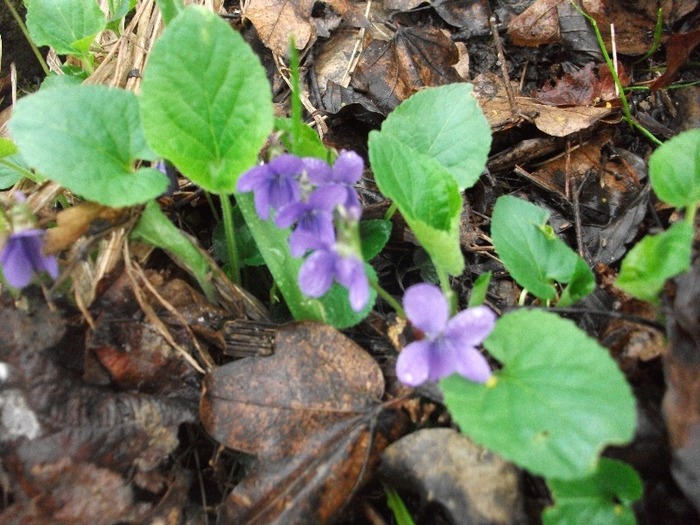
xmin=236 ymin=150 xmax=370 ymax=312
xmin=236 ymin=151 xmax=495 ymax=387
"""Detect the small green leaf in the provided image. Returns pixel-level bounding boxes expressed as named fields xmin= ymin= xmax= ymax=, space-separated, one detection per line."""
xmin=140 ymin=6 xmax=274 ymax=194
xmin=385 ymin=486 xmax=416 ymax=525
xmin=369 ymin=135 xmax=464 ymax=275
xmin=373 ymin=83 xmax=491 ymax=191
xmin=543 ymin=458 xmax=643 ymax=525
xmin=212 ymin=210 xmax=264 ymax=267
xmin=8 ymin=85 xmax=169 ymax=206
xmin=155 ymin=0 xmax=185 ymax=25
xmin=468 ymin=271 xmax=491 ymax=307
xmin=131 ymin=201 xmax=216 ymax=302
xmin=25 ymin=0 xmax=106 ymax=55
xmin=360 ymin=219 xmax=392 ymax=261
xmin=0 ymin=157 xmax=26 ymax=190
xmin=441 ymin=309 xmax=636 ymax=479
xmin=107 ymin=0 xmax=136 ymax=23
xmin=491 ymin=196 xmax=594 ymax=305
xmin=0 ymin=138 xmax=18 ymax=158
xmin=649 ymin=129 xmax=700 ymax=208
xmin=615 ymin=221 xmax=693 ymax=302
xmin=275 ymin=118 xmax=332 ymax=160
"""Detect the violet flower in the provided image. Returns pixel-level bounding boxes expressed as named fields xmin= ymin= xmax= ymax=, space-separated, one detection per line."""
xmin=396 ymin=283 xmax=495 ymax=386
xmin=0 ymin=229 xmax=58 ymax=289
xmin=236 ymin=154 xmax=305 ymax=219
xmin=274 ymin=185 xmax=347 ymax=257
xmin=304 ymin=150 xmax=363 ymax=212
xmin=296 ymin=233 xmax=369 ymax=312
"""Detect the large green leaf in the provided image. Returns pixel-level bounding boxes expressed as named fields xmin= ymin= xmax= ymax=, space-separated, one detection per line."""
xmin=369 ymin=134 xmax=464 ymax=275
xmin=441 ymin=309 xmax=636 ymax=479
xmin=615 ymin=221 xmax=693 ymax=302
xmin=25 ymin=0 xmax=106 ymax=55
xmin=543 ymin=458 xmax=642 ymax=525
xmin=491 ymin=195 xmax=594 ymax=305
xmin=373 ymin=83 xmax=491 ymax=191
xmin=649 ymin=129 xmax=700 ymax=209
xmin=140 ymin=6 xmax=273 ymax=194
xmin=8 ymin=85 xmax=168 ymax=206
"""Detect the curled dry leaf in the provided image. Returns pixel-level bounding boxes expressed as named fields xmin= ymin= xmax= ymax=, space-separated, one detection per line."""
xmin=200 ymin=321 xmax=410 ymax=524
xmin=243 ymin=0 xmax=315 ymax=56
xmin=507 ymin=0 xmax=561 ymax=47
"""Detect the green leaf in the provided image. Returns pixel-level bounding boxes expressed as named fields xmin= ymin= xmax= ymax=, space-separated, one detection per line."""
xmin=615 ymin=221 xmax=693 ymax=302
xmin=0 ymin=138 xmax=18 ymax=158
xmin=131 ymin=201 xmax=217 ymax=302
xmin=155 ymin=0 xmax=185 ymax=25
xmin=491 ymin=196 xmax=594 ymax=305
xmin=107 ymin=0 xmax=136 ymax=23
xmin=649 ymin=129 xmax=700 ymax=208
xmin=371 ymin=83 xmax=491 ymax=191
xmin=275 ymin=117 xmax=332 ymax=160
xmin=8 ymin=85 xmax=169 ymax=206
xmin=385 ymin=486 xmax=416 ymax=525
xmin=468 ymin=271 xmax=491 ymax=307
xmin=360 ymin=219 xmax=392 ymax=261
xmin=140 ymin=6 xmax=274 ymax=194
xmin=543 ymin=458 xmax=643 ymax=525
xmin=369 ymin=135 xmax=464 ymax=275
xmin=25 ymin=0 xmax=106 ymax=55
xmin=441 ymin=309 xmax=636 ymax=479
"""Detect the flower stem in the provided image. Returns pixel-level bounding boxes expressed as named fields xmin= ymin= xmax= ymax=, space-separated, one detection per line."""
xmin=436 ymin=266 xmax=457 ymax=315
xmin=219 ymin=195 xmax=241 ymax=284
xmin=3 ymin=0 xmax=50 ymax=77
xmin=371 ymin=280 xmax=405 ymax=317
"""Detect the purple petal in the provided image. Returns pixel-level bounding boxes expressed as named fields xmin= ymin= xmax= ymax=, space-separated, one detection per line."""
xmin=454 ymin=347 xmax=492 ymax=383
xmin=269 ymin=154 xmax=305 ymax=176
xmin=403 ymin=283 xmax=449 ymax=335
xmin=236 ymin=164 xmax=268 ymax=193
xmin=426 ymin=338 xmax=459 ymax=381
xmin=274 ymin=202 xmax=306 ymax=229
xmin=308 ymin=185 xmax=346 ymax=211
xmin=335 ymin=256 xmax=369 ymax=311
xmin=444 ymin=306 xmax=496 ymax=347
xmin=252 ymin=187 xmax=273 ymax=219
xmin=396 ymin=340 xmax=433 ymax=386
xmin=332 ymin=150 xmax=364 ymax=184
xmin=266 ymin=176 xmax=300 ymax=211
xmin=1 ymin=239 xmax=34 ymax=288
xmin=290 ymin=231 xmax=332 ymax=254
xmin=298 ymin=249 xmax=336 ymax=298
xmin=303 ymin=157 xmax=332 ymax=184
xmin=288 ymin=220 xmax=335 ymax=257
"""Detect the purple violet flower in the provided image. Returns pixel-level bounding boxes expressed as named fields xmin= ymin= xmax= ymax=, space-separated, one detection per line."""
xmin=0 ymin=229 xmax=58 ymax=289
xmin=296 ymin=234 xmax=369 ymax=312
xmin=396 ymin=283 xmax=495 ymax=386
xmin=236 ymin=154 xmax=304 ymax=219
xmin=304 ymin=150 xmax=363 ymax=211
xmin=274 ymin=185 xmax=347 ymax=257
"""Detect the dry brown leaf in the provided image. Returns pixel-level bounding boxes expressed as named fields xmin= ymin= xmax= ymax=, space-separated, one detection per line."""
xmin=200 ymin=322 xmax=409 ymax=524
xmin=243 ymin=0 xmax=316 ymax=56
xmin=507 ymin=0 xmax=563 ymax=47
xmin=472 ymin=72 xmax=613 ymax=137
xmin=353 ymin=26 xmax=463 ymax=114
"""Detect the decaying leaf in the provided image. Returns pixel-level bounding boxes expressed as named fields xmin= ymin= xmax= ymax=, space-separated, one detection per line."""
xmin=244 ymin=0 xmax=316 ymax=56
xmin=200 ymin=322 xmax=409 ymax=523
xmin=0 ymin=291 xmax=197 ymax=523
xmin=507 ymin=0 xmax=562 ymax=47
xmin=472 ymin=72 xmax=613 ymax=136
xmin=535 ymin=62 xmax=629 ymax=106
xmin=353 ymin=26 xmax=464 ymax=114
